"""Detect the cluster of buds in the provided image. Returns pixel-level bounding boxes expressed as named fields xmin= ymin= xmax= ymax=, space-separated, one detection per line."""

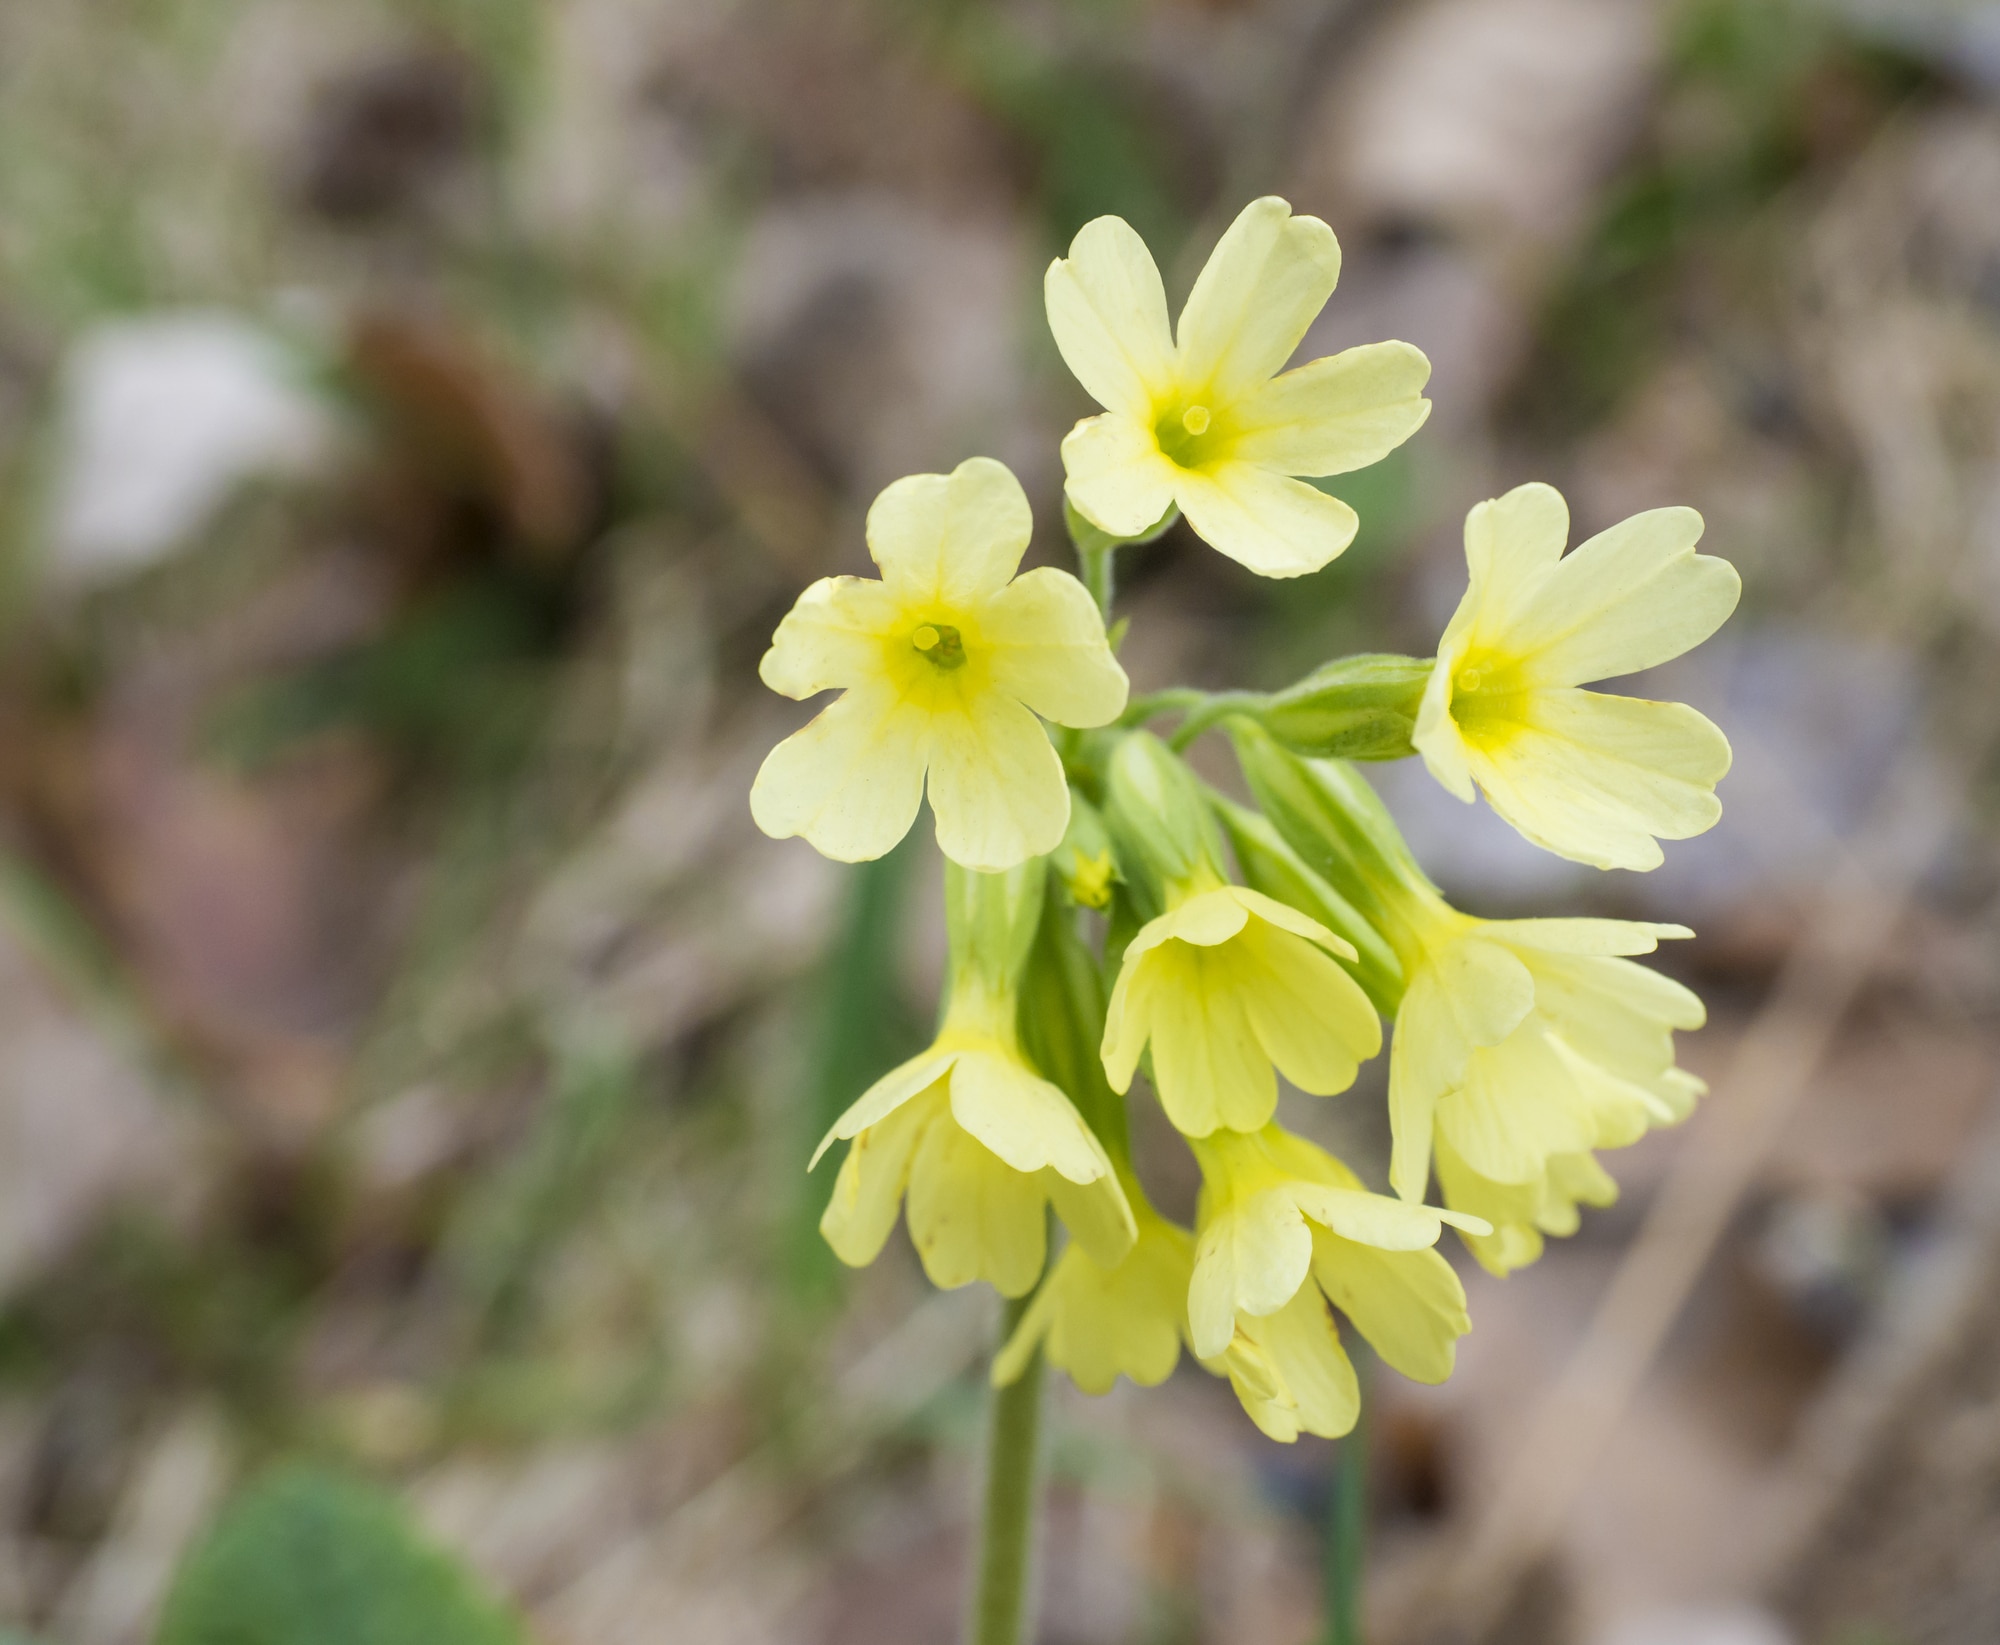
xmin=752 ymin=198 xmax=1737 ymax=1442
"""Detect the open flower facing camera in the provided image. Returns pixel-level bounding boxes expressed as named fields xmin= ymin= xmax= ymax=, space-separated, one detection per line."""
xmin=750 ymin=195 xmax=1740 ymax=1640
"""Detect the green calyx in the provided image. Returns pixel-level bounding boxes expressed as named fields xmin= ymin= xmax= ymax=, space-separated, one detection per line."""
xmin=1102 ymin=732 xmax=1228 ymax=912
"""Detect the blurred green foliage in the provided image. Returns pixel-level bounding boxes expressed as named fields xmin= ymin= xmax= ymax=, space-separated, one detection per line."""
xmin=1514 ymin=0 xmax=1932 ymax=435
xmin=157 ymin=1466 xmax=529 ymax=1645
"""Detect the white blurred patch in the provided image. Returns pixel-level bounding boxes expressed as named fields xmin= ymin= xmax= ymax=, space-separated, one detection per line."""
xmin=1596 ymin=1604 xmax=1796 ymax=1645
xmin=47 ymin=311 xmax=338 ymax=586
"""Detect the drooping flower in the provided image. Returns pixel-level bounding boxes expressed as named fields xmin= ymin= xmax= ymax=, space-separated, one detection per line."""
xmin=992 ymin=1183 xmax=1194 ymax=1395
xmin=1046 ymin=197 xmax=1431 ymax=578
xmin=1101 ymin=882 xmax=1381 ymax=1137
xmin=1388 ymin=911 xmax=1705 ymax=1273
xmin=1413 ymin=481 xmax=1740 ymax=871
xmin=751 ymin=457 xmax=1128 ymax=871
xmin=816 ymin=860 xmax=1136 ymax=1295
xmin=1230 ymin=730 xmax=1709 ymax=1274
xmin=1188 ymin=1125 xmax=1481 ymax=1441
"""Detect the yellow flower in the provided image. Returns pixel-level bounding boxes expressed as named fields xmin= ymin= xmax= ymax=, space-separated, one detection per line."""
xmin=751 ymin=457 xmax=1128 ymax=871
xmin=1435 ymin=1146 xmax=1617 ymax=1277
xmin=1413 ymin=481 xmax=1740 ymax=871
xmin=1046 ymin=196 xmax=1431 ymax=578
xmin=1101 ymin=882 xmax=1380 ymax=1138
xmin=1387 ymin=911 xmax=1705 ymax=1272
xmin=815 ymin=1029 xmax=1136 ymax=1298
xmin=816 ymin=857 xmax=1136 ymax=1296
xmin=992 ymin=1190 xmax=1194 ymax=1395
xmin=1188 ymin=1125 xmax=1481 ymax=1441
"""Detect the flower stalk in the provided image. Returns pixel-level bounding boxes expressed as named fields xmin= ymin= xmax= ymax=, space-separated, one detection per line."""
xmin=970 ymin=1293 xmax=1047 ymax=1645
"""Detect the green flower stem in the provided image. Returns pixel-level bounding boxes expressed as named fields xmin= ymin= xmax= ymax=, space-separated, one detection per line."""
xmin=1324 ymin=1355 xmax=1371 ymax=1645
xmin=970 ymin=1294 xmax=1045 ymax=1645
xmin=1166 ymin=691 xmax=1268 ymax=751
xmin=1118 ymin=688 xmax=1206 ymax=727
xmin=1081 ymin=541 xmax=1117 ymax=619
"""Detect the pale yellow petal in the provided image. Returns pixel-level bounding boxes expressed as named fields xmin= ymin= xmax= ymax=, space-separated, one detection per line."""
xmin=1100 ymin=944 xmax=1156 ymax=1095
xmin=1010 ymin=1219 xmax=1189 ymax=1393
xmin=1045 ymin=215 xmax=1177 ymax=419
xmin=1226 ymin=341 xmax=1432 ymax=476
xmin=1484 ymin=918 xmax=1691 ymax=956
xmin=1189 ymin=1189 xmax=1313 ymax=1358
xmin=1413 ymin=649 xmax=1477 ymax=802
xmin=1149 ymin=944 xmax=1278 ymax=1136
xmin=925 ymin=690 xmax=1070 ymax=872
xmin=1291 ymin=1184 xmax=1446 ymax=1251
xmin=749 ymin=681 xmax=927 ymax=863
xmin=1048 ymin=1169 xmax=1139 ymax=1269
xmin=1387 ymin=936 xmax=1534 ymax=1201
xmin=758 ymin=576 xmax=902 ymax=699
xmin=1464 ymin=482 xmax=1569 ymax=613
xmin=1175 ymin=197 xmax=1340 ymax=403
xmin=1500 ymin=507 xmax=1740 ymax=688
xmin=1145 ymin=889 xmax=1252 ymax=951
xmin=1312 ymin=1233 xmax=1467 ymax=1384
xmin=1435 ymin=1141 xmax=1549 ymax=1277
xmin=1233 ymin=922 xmax=1377 ymax=1097
xmin=1225 ymin=885 xmax=1358 ymax=961
xmin=948 ymin=1050 xmax=1111 ymax=1183
xmin=864 ymin=456 xmax=1032 ymax=605
xmin=1465 ymin=689 xmax=1733 ymax=871
xmin=1173 ymin=462 xmax=1359 ymax=578
xmin=980 ymin=566 xmax=1129 ymax=727
xmin=906 ymin=1117 xmax=1048 ymax=1296
xmin=811 ymin=1049 xmax=956 ymax=1165
xmin=1440 ymin=1029 xmax=1593 ymax=1184
xmin=819 ymin=1091 xmax=940 ymax=1267
xmin=1060 ymin=412 xmax=1179 ymax=539
xmin=1255 ymin=1286 xmax=1360 ymax=1439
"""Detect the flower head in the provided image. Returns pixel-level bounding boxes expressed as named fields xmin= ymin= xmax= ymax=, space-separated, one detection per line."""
xmin=1413 ymin=482 xmax=1740 ymax=871
xmin=1101 ymin=883 xmax=1380 ymax=1137
xmin=1188 ymin=1125 xmax=1482 ymax=1441
xmin=1046 ymin=197 xmax=1431 ymax=578
xmin=816 ymin=860 xmax=1136 ymax=1295
xmin=751 ymin=457 xmax=1128 ymax=871
xmin=1388 ymin=911 xmax=1705 ymax=1271
xmin=993 ymin=1189 xmax=1194 ymax=1395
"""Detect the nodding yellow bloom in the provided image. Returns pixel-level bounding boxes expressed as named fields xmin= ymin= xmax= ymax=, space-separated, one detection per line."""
xmin=1046 ymin=196 xmax=1431 ymax=578
xmin=816 ymin=860 xmax=1136 ymax=1296
xmin=1388 ymin=911 xmax=1705 ymax=1274
xmin=1101 ymin=881 xmax=1381 ymax=1138
xmin=751 ymin=457 xmax=1127 ymax=871
xmin=1413 ymin=481 xmax=1740 ymax=871
xmin=992 ymin=1185 xmax=1194 ymax=1395
xmin=1188 ymin=1125 xmax=1482 ymax=1441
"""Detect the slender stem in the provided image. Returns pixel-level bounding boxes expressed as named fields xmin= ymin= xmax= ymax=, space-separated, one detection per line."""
xmin=1166 ymin=691 xmax=1268 ymax=751
xmin=1118 ymin=687 xmax=1206 ymax=728
xmin=969 ymin=1294 xmax=1045 ymax=1645
xmin=1324 ymin=1356 xmax=1371 ymax=1645
xmin=1081 ymin=541 xmax=1117 ymax=619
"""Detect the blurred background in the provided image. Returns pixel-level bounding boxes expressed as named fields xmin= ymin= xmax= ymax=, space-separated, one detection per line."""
xmin=2 ymin=0 xmax=1999 ymax=1641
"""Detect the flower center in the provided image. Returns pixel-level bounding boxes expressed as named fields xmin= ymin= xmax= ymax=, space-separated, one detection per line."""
xmin=1154 ymin=400 xmax=1220 ymax=467
xmin=912 ymin=622 xmax=967 ymax=671
xmin=1455 ymin=666 xmax=1484 ymax=694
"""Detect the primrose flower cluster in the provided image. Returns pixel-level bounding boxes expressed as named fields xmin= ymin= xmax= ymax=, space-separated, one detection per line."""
xmin=752 ymin=198 xmax=1739 ymax=1443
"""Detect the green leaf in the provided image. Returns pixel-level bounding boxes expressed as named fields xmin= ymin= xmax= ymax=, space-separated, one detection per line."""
xmin=157 ymin=1466 xmax=530 ymax=1645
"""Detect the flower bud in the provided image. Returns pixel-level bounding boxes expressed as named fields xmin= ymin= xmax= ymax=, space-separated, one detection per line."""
xmin=1103 ymin=732 xmax=1227 ymax=906
xmin=1050 ymin=792 xmax=1120 ymax=911
xmin=1211 ymin=793 xmax=1402 ymax=1016
xmin=1228 ymin=722 xmax=1434 ymax=939
xmin=1252 ymin=653 xmax=1428 ymax=761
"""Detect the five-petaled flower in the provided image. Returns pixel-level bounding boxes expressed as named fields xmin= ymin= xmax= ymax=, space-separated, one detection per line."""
xmin=1387 ymin=912 xmax=1705 ymax=1274
xmin=1188 ymin=1125 xmax=1482 ymax=1441
xmin=1101 ymin=882 xmax=1381 ymax=1138
xmin=751 ymin=456 xmax=1128 ymax=872
xmin=1414 ymin=481 xmax=1740 ymax=871
xmin=1047 ymin=196 xmax=1432 ymax=578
